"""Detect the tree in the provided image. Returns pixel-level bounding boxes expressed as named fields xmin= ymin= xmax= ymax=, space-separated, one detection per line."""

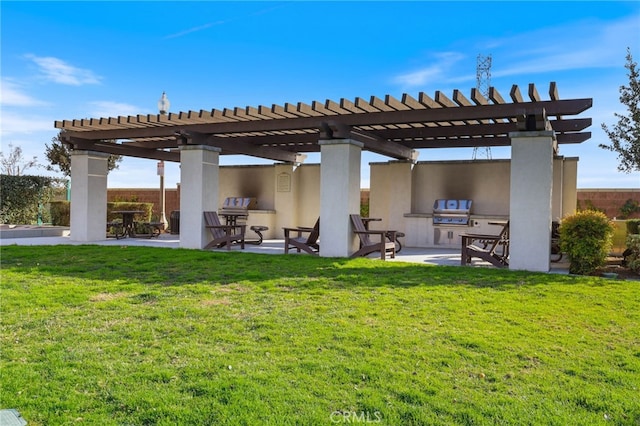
xmin=0 ymin=143 xmax=40 ymax=175
xmin=600 ymin=48 xmax=640 ymax=173
xmin=45 ymin=131 xmax=123 ymax=176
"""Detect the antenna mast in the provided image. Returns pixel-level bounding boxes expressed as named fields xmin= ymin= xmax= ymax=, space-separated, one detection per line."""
xmin=473 ymin=54 xmax=492 ymax=160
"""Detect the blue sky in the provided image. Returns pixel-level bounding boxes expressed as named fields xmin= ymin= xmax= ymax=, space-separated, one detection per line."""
xmin=2 ymin=1 xmax=639 ymax=189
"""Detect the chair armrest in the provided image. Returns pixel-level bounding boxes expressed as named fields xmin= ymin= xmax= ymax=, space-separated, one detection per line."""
xmin=354 ymin=230 xmax=396 ymax=236
xmin=207 ymin=224 xmax=246 ymax=233
xmin=461 ymin=233 xmax=505 ymax=241
xmin=354 ymin=229 xmax=398 ymax=243
xmin=283 ymin=226 xmax=315 ymax=237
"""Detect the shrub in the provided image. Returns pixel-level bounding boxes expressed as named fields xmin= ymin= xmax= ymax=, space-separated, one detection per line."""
xmin=107 ymin=202 xmax=153 ymax=222
xmin=360 ymin=200 xmax=370 ymax=218
xmin=0 ymin=175 xmax=55 ymax=224
xmin=47 ymin=201 xmax=152 ymax=227
xmin=559 ymin=210 xmax=614 ymax=275
xmin=49 ymin=201 xmax=71 ymax=226
xmin=625 ymin=234 xmax=640 ymax=274
xmin=619 ymin=199 xmax=640 ymax=218
xmin=626 ymin=219 xmax=640 ymax=235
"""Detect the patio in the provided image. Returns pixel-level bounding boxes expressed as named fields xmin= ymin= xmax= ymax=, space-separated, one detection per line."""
xmin=0 ymin=229 xmax=572 ymax=274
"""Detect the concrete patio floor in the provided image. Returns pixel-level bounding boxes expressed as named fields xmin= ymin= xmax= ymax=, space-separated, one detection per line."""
xmin=0 ymin=228 xmax=571 ymax=274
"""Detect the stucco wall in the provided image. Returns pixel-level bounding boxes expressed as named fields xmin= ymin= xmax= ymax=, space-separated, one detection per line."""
xmin=369 ymin=156 xmax=579 ymax=248
xmin=106 ymin=156 xmax=582 ymax=245
xmin=410 ymin=160 xmax=512 ymax=216
xmin=218 ymin=165 xmax=275 ymax=210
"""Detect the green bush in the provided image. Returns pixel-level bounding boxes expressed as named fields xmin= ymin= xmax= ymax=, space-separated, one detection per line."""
xmin=626 ymin=219 xmax=640 ymax=235
xmin=625 ymin=234 xmax=640 ymax=274
xmin=0 ymin=175 xmax=56 ymax=225
xmin=49 ymin=201 xmax=71 ymax=226
xmin=559 ymin=210 xmax=614 ymax=275
xmin=360 ymin=200 xmax=370 ymax=218
xmin=107 ymin=202 xmax=153 ymax=222
xmin=619 ymin=199 xmax=639 ymax=218
xmin=47 ymin=201 xmax=152 ymax=227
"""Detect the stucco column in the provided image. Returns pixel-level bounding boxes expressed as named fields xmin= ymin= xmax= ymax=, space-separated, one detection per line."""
xmin=179 ymin=145 xmax=220 ymax=249
xmin=509 ymin=130 xmax=556 ymax=272
xmin=274 ymin=163 xmax=299 ymax=239
xmin=70 ymin=150 xmax=109 ymax=242
xmin=319 ymin=139 xmax=363 ymax=257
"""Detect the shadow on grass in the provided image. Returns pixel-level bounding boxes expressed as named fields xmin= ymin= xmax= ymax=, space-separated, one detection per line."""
xmin=1 ymin=244 xmax=585 ymax=290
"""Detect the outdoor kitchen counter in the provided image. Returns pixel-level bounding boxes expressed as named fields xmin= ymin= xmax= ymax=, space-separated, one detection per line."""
xmin=402 ymin=213 xmax=509 ymax=249
xmin=404 ymin=213 xmax=509 ymax=221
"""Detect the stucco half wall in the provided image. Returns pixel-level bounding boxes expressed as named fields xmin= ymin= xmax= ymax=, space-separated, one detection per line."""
xmin=215 ymin=164 xmax=321 ymax=239
xmin=369 ymin=157 xmax=578 ymax=249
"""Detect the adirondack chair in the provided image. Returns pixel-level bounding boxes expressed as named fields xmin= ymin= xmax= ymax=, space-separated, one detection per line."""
xmin=460 ymin=221 xmax=509 ymax=267
xmin=283 ymin=217 xmax=320 ymax=255
xmin=203 ymin=211 xmax=246 ymax=250
xmin=350 ymin=214 xmax=396 ymax=260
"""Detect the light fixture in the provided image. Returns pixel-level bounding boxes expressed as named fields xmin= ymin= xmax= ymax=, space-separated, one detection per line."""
xmin=158 ymin=92 xmax=170 ymax=115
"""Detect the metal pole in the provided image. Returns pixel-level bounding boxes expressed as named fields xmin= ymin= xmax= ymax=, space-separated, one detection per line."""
xmin=158 ymin=161 xmax=167 ymax=228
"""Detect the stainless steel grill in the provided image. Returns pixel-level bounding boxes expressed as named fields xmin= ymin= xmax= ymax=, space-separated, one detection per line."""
xmin=432 ymin=199 xmax=472 ymax=226
xmin=220 ymin=197 xmax=257 ymax=215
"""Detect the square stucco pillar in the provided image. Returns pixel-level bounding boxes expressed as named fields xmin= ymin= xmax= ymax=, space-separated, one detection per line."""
xmin=274 ymin=163 xmax=299 ymax=239
xmin=180 ymin=145 xmax=220 ymax=249
xmin=70 ymin=150 xmax=109 ymax=242
xmin=319 ymin=139 xmax=363 ymax=257
xmin=509 ymin=130 xmax=556 ymax=272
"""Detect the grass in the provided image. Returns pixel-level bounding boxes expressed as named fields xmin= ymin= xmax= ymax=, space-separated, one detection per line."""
xmin=1 ymin=245 xmax=639 ymax=425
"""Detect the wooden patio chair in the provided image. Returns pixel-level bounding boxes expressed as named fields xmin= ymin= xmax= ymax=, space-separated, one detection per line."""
xmin=203 ymin=211 xmax=246 ymax=250
xmin=283 ymin=217 xmax=320 ymax=255
xmin=350 ymin=214 xmax=396 ymax=260
xmin=460 ymin=221 xmax=510 ymax=267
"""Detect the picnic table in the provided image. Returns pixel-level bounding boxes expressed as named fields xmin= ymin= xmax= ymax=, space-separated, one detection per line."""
xmin=112 ymin=210 xmax=143 ymax=239
xmin=219 ymin=212 xmax=247 ymax=227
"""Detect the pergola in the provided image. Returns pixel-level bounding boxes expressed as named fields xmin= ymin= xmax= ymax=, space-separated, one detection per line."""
xmin=56 ymin=82 xmax=592 ymax=271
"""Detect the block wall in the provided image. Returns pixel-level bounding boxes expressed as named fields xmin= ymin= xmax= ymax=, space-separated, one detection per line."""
xmin=577 ymin=189 xmax=640 ymax=219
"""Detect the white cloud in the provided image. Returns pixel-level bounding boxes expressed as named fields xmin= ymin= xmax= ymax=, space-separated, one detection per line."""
xmin=489 ymin=15 xmax=640 ymax=78
xmin=0 ymin=111 xmax=54 ymax=136
xmin=164 ymin=21 xmax=225 ymax=40
xmin=25 ymin=54 xmax=101 ymax=86
xmin=0 ymin=79 xmax=49 ymax=107
xmin=392 ymin=14 xmax=640 ymax=89
xmin=88 ymin=101 xmax=143 ymax=118
xmin=393 ymin=52 xmax=466 ymax=87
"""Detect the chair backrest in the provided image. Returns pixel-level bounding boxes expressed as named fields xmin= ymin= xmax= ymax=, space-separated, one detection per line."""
xmin=306 ymin=218 xmax=320 ymax=244
xmin=203 ymin=211 xmax=225 ymax=239
xmin=487 ymin=221 xmax=510 ymax=253
xmin=350 ymin=214 xmax=372 ymax=246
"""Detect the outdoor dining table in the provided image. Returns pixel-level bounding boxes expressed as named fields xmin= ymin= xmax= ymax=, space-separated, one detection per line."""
xmin=220 ymin=212 xmax=248 ymax=227
xmin=112 ymin=210 xmax=144 ymax=239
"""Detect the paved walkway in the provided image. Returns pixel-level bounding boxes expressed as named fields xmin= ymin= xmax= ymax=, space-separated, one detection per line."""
xmin=0 ymin=230 xmax=571 ymax=274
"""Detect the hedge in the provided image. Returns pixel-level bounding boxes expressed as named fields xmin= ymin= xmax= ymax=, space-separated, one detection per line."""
xmin=1 ymin=175 xmax=56 ymax=225
xmin=49 ymin=201 xmax=153 ymax=226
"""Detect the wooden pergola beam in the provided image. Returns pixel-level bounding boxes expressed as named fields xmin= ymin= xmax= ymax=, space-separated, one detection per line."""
xmin=60 ymin=98 xmax=593 ymax=142
xmin=66 ymin=138 xmax=180 ymax=162
xmin=177 ymin=131 xmax=306 ymax=163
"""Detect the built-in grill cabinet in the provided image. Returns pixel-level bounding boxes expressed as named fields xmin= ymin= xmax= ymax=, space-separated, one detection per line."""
xmin=432 ymin=199 xmax=472 ymax=226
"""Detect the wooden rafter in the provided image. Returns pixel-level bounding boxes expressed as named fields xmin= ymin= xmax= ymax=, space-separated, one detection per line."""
xmin=54 ymin=83 xmax=593 ymax=163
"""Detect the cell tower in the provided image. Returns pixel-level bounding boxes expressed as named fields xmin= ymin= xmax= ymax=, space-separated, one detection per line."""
xmin=473 ymin=54 xmax=492 ymax=160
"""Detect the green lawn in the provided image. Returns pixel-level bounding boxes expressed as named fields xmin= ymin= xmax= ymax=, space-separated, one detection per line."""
xmin=1 ymin=245 xmax=639 ymax=425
